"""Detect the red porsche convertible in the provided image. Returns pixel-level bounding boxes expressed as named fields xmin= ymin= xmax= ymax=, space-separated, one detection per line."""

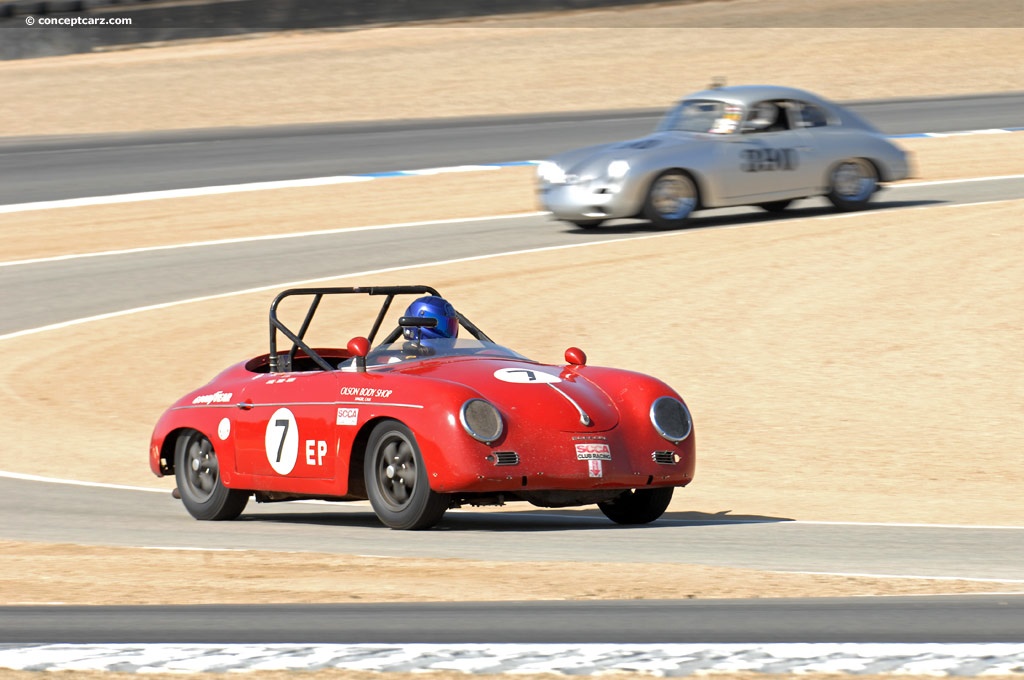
xmin=150 ymin=285 xmax=695 ymax=530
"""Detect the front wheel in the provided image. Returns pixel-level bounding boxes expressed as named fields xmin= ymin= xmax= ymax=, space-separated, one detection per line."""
xmin=364 ymin=421 xmax=450 ymax=530
xmin=598 ymin=487 xmax=674 ymax=525
xmin=643 ymin=171 xmax=698 ymax=229
xmin=174 ymin=430 xmax=248 ymax=521
xmin=826 ymin=158 xmax=878 ymax=211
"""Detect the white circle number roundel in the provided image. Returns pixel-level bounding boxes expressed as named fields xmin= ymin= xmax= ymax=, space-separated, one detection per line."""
xmin=264 ymin=407 xmax=299 ymax=475
xmin=493 ymin=367 xmax=561 ymax=384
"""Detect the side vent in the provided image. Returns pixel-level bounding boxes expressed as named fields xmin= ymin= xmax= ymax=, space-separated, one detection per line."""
xmin=492 ymin=451 xmax=520 ymax=466
xmin=652 ymin=451 xmax=678 ymax=465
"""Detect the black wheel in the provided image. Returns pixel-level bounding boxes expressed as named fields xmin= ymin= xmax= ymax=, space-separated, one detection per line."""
xmin=597 ymin=487 xmax=674 ymax=525
xmin=174 ymin=430 xmax=248 ymax=521
xmin=364 ymin=420 xmax=450 ymax=530
xmin=758 ymin=199 xmax=793 ymax=213
xmin=826 ymin=158 xmax=878 ymax=211
xmin=643 ymin=170 xmax=698 ymax=229
xmin=570 ymin=219 xmax=605 ymax=229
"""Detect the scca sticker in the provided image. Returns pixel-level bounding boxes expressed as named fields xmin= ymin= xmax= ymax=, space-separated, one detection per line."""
xmin=575 ymin=443 xmax=611 ymax=460
xmin=264 ymin=407 xmax=299 ymax=475
xmin=493 ymin=368 xmax=561 ymax=384
xmin=337 ymin=407 xmax=358 ymax=426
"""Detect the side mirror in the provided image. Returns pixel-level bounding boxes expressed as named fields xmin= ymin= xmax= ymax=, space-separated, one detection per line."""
xmin=347 ymin=336 xmax=370 ymax=373
xmin=564 ymin=347 xmax=587 ymax=366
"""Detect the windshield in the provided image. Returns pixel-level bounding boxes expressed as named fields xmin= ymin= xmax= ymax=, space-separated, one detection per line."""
xmin=340 ymin=337 xmax=530 ymax=370
xmin=656 ymin=99 xmax=742 ymax=134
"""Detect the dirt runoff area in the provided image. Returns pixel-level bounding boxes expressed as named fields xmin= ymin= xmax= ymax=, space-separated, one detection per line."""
xmin=0 ymin=2 xmax=1023 ymax=679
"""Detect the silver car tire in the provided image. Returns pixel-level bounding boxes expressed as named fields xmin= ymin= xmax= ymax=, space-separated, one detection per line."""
xmin=643 ymin=170 xmax=698 ymax=229
xmin=827 ymin=158 xmax=878 ymax=211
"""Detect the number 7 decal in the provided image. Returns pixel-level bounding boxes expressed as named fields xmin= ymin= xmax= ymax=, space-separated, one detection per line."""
xmin=272 ymin=419 xmax=290 ymax=462
xmin=264 ymin=408 xmax=298 ymax=475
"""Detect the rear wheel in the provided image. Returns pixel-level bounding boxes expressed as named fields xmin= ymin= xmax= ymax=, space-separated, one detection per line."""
xmin=598 ymin=487 xmax=674 ymax=525
xmin=364 ymin=421 xmax=450 ymax=530
xmin=826 ymin=158 xmax=878 ymax=211
xmin=643 ymin=170 xmax=698 ymax=229
xmin=174 ymin=430 xmax=248 ymax=521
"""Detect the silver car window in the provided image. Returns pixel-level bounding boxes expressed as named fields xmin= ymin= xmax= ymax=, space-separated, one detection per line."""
xmin=794 ymin=101 xmax=830 ymax=128
xmin=742 ymin=100 xmax=797 ymax=134
xmin=657 ymin=99 xmax=739 ymax=134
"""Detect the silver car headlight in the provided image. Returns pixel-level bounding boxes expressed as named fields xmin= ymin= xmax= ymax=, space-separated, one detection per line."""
xmin=650 ymin=396 xmax=692 ymax=443
xmin=460 ymin=399 xmax=504 ymax=443
xmin=536 ymin=161 xmax=567 ymax=185
xmin=607 ymin=159 xmax=630 ymax=179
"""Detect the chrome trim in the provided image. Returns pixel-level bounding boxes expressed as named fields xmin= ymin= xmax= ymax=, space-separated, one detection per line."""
xmin=336 ymin=401 xmax=425 ymax=409
xmin=652 ymin=450 xmax=678 ymax=465
xmin=459 ymin=399 xmax=504 ymax=443
xmin=492 ymin=451 xmax=520 ymax=466
xmin=548 ymin=384 xmax=592 ymax=426
xmin=179 ymin=400 xmax=426 ymax=410
xmin=650 ymin=396 xmax=693 ymax=443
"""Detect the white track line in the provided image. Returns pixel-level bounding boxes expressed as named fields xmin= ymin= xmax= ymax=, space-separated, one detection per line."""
xmin=2 ymin=174 xmax=1015 ymax=270
xmin=0 ymin=212 xmax=544 ymax=268
xmin=2 ymin=469 xmax=1021 ymax=532
xmin=2 ymin=197 xmax=1020 ymax=344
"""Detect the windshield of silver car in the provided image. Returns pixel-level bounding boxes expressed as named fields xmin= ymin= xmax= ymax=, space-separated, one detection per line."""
xmin=657 ymin=99 xmax=743 ymax=135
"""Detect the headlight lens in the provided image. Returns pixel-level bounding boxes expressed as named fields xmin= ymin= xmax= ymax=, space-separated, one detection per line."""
xmin=607 ymin=159 xmax=630 ymax=179
xmin=460 ymin=399 xmax=504 ymax=443
xmin=650 ymin=396 xmax=692 ymax=443
xmin=537 ymin=161 xmax=566 ymax=184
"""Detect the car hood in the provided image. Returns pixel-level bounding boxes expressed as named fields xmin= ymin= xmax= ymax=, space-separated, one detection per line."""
xmin=546 ymin=131 xmax=706 ymax=173
xmin=389 ymin=357 xmax=620 ymax=433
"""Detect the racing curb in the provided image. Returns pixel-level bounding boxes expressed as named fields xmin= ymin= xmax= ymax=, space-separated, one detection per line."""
xmin=3 ymin=642 xmax=1024 ymax=675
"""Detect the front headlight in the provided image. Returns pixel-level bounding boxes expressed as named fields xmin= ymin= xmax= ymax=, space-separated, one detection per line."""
xmin=536 ymin=161 xmax=567 ymax=185
xmin=607 ymin=159 xmax=630 ymax=179
xmin=650 ymin=396 xmax=692 ymax=443
xmin=460 ymin=399 xmax=504 ymax=443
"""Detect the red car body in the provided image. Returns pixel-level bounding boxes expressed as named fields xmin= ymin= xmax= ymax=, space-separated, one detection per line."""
xmin=150 ymin=286 xmax=695 ymax=529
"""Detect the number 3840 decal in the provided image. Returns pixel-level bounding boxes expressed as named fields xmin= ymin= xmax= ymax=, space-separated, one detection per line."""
xmin=741 ymin=147 xmax=798 ymax=172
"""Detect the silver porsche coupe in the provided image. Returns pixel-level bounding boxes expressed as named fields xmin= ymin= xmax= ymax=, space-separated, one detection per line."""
xmin=536 ymin=84 xmax=911 ymax=229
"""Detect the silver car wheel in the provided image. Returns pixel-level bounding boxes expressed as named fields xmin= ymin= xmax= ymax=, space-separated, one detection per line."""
xmin=644 ymin=171 xmax=697 ymax=228
xmin=828 ymin=158 xmax=878 ymax=210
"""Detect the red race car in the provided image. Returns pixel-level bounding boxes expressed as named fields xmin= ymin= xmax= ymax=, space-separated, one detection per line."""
xmin=150 ymin=286 xmax=695 ymax=529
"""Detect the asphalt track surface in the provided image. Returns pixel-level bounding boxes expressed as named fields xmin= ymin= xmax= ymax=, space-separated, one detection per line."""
xmin=1 ymin=92 xmax=1022 ymax=205
xmin=2 ymin=96 xmax=1023 ymax=649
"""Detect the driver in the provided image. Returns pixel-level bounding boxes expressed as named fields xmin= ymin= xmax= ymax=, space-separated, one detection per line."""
xmin=401 ymin=295 xmax=459 ymax=356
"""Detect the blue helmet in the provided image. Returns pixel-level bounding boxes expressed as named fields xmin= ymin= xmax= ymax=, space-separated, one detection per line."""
xmin=403 ymin=296 xmax=459 ymax=342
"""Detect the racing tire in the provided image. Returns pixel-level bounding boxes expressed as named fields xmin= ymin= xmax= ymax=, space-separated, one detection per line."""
xmin=826 ymin=158 xmax=878 ymax=211
xmin=570 ymin=219 xmax=605 ymax=229
xmin=643 ymin=170 xmax=698 ymax=229
xmin=757 ymin=199 xmax=793 ymax=213
xmin=174 ymin=430 xmax=248 ymax=521
xmin=597 ymin=487 xmax=674 ymax=525
xmin=365 ymin=420 xmax=451 ymax=530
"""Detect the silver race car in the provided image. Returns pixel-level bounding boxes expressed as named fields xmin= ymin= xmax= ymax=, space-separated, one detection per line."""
xmin=536 ymin=84 xmax=911 ymax=229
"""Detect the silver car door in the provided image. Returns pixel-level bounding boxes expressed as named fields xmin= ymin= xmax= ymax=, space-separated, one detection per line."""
xmin=718 ymin=100 xmax=818 ymax=200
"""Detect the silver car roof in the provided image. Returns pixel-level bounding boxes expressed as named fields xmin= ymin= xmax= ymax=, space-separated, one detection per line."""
xmin=676 ymin=84 xmax=874 ymax=130
xmin=680 ymin=84 xmax=831 ymax=107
